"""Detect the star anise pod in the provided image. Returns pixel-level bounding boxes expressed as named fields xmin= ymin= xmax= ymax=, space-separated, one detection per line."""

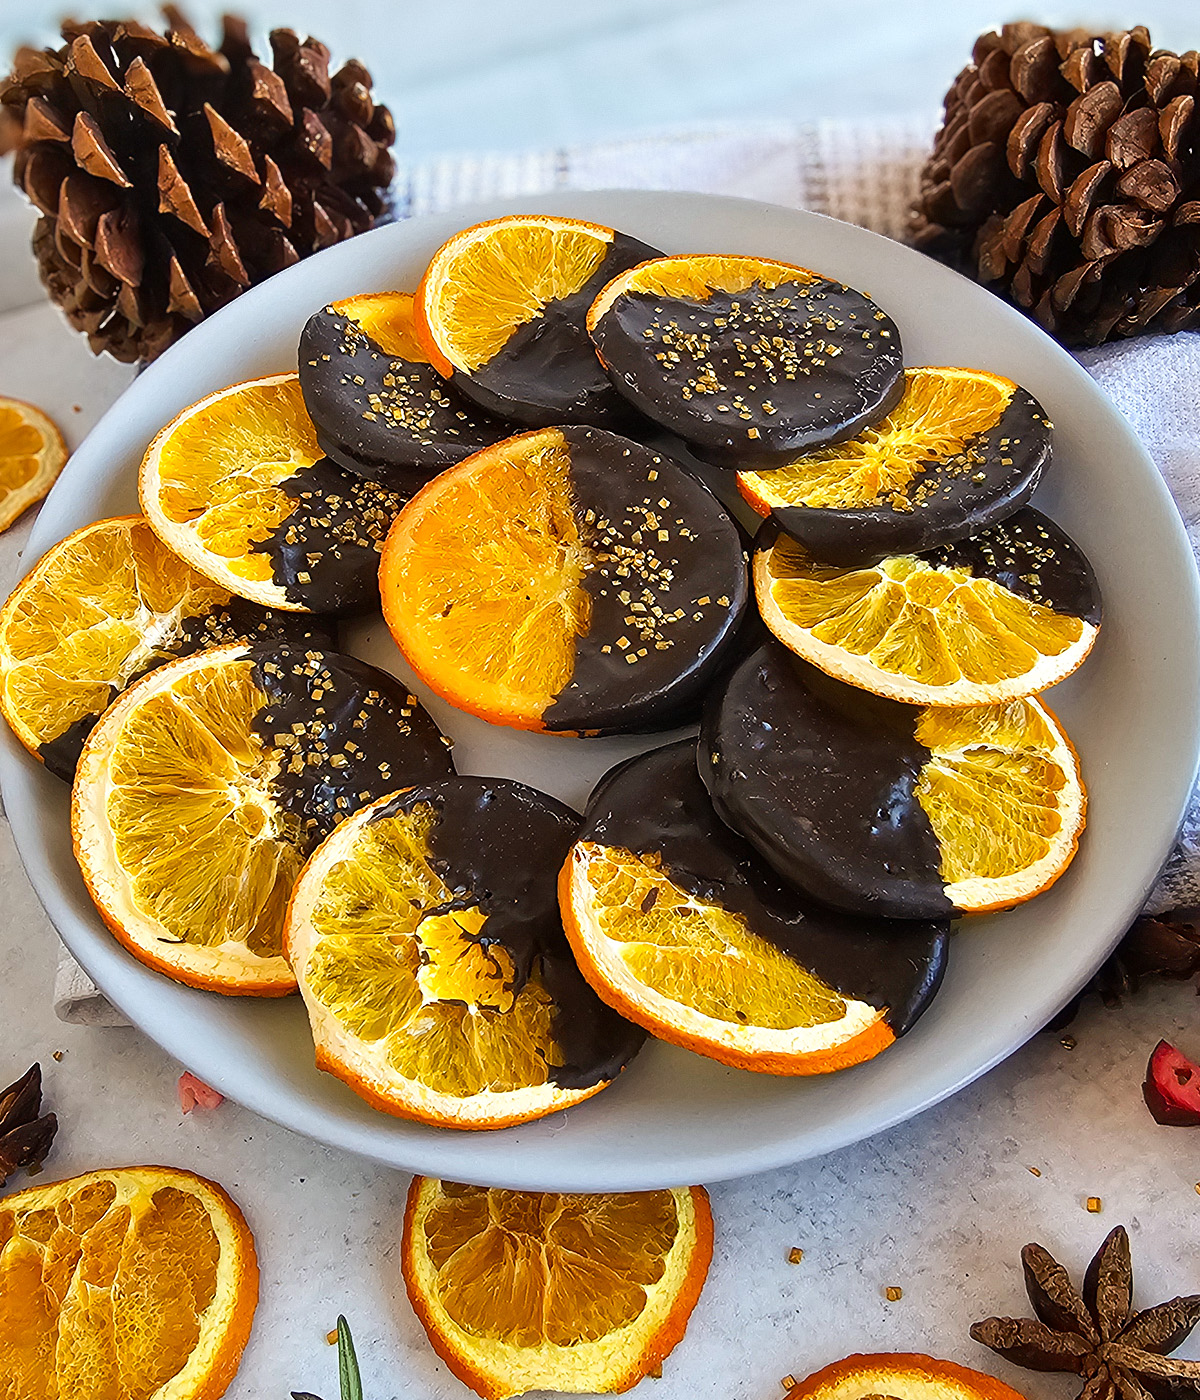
xmin=972 ymin=1227 xmax=1200 ymax=1400
xmin=0 ymin=1063 xmax=57 ymax=1188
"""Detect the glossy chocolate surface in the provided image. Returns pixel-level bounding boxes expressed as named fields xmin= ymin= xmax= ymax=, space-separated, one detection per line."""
xmin=249 ymin=646 xmax=454 ymax=855
xmin=581 ymin=739 xmax=949 ymax=1034
xmin=298 ymin=304 xmax=509 ymax=483
xmin=541 ymin=426 xmax=749 ymax=733
xmin=372 ymin=778 xmax=645 ymax=1089
xmin=928 ymin=507 xmax=1101 ymax=623
xmin=768 ymin=388 xmax=1052 ymax=565
xmin=456 ymin=231 xmax=661 ymax=429
xmin=254 ymin=457 xmax=409 ymax=615
xmin=591 ymin=271 xmax=904 ymax=462
xmin=37 ymin=604 xmax=333 ymax=782
xmin=702 ymin=643 xmax=953 ymax=920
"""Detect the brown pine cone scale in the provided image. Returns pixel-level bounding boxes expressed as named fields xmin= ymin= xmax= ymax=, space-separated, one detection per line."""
xmin=912 ymin=23 xmax=1200 ymax=346
xmin=0 ymin=11 xmax=395 ymax=362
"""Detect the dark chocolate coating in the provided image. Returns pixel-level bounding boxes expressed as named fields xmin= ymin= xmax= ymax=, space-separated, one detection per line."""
xmin=252 ymin=457 xmax=410 ymax=615
xmin=591 ymin=273 xmax=905 ymax=462
xmin=36 ymin=604 xmax=333 ymax=782
xmin=768 ymin=387 xmax=1052 ymax=565
xmin=540 ymin=426 xmax=749 ymax=733
xmin=453 ymin=231 xmax=662 ymax=429
xmin=701 ymin=643 xmax=953 ymax=919
xmin=927 ymin=507 xmax=1101 ymax=624
xmin=580 ymin=739 xmax=949 ymax=1035
xmin=371 ymin=778 xmax=645 ymax=1089
xmin=298 ymin=304 xmax=509 ymax=483
xmin=249 ymin=645 xmax=454 ymax=855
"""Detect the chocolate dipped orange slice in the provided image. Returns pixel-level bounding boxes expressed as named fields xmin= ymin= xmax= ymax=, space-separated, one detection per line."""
xmin=738 ymin=367 xmax=1052 ymax=563
xmin=72 ymin=643 xmax=453 ymax=995
xmin=702 ymin=643 xmax=1086 ymax=919
xmin=415 ymin=215 xmax=660 ymax=428
xmin=380 ymin=426 xmax=747 ymax=734
xmin=560 ymin=740 xmax=948 ymax=1075
xmin=587 ymin=254 xmax=904 ymax=464
xmin=298 ymin=291 xmax=509 ymax=483
xmin=285 ymin=778 xmax=645 ymax=1129
xmin=140 ymin=374 xmax=410 ymax=613
xmin=755 ymin=508 xmax=1100 ymax=706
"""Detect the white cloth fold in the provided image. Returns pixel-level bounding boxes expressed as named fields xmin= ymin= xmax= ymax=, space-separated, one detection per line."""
xmin=50 ymin=116 xmax=1200 ymax=1023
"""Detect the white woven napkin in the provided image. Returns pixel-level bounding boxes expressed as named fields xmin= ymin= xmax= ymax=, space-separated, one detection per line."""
xmin=52 ymin=117 xmax=1200 ymax=1023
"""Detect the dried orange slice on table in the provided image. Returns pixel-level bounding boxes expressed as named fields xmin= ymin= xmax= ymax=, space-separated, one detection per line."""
xmin=380 ymin=425 xmax=747 ymax=734
xmin=0 ymin=397 xmax=67 ymax=532
xmin=285 ymin=778 xmax=644 ymax=1128
xmin=415 ymin=214 xmax=660 ymax=426
xmin=785 ymin=1354 xmax=1030 ymax=1400
xmin=0 ymin=515 xmax=328 ymax=779
xmin=0 ymin=1165 xmax=257 ymax=1400
xmin=140 ymin=373 xmax=409 ymax=612
xmin=72 ymin=642 xmax=452 ymax=994
xmin=702 ymin=642 xmax=1086 ymax=918
xmin=402 ymin=1176 xmax=712 ymax=1398
xmin=561 ymin=740 xmax=948 ymax=1075
xmin=298 ymin=291 xmax=509 ymax=481
xmin=738 ymin=366 xmax=1052 ymax=563
xmin=755 ymin=507 xmax=1100 ymax=706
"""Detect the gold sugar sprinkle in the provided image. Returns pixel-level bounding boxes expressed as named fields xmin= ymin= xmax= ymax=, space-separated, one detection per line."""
xmin=787 ymin=1247 xmax=804 ymax=1264
xmin=1028 ymin=1166 xmax=1042 ymax=1177
xmin=885 ymin=1286 xmax=903 ymax=1302
xmin=1086 ymin=1197 xmax=1102 ymax=1213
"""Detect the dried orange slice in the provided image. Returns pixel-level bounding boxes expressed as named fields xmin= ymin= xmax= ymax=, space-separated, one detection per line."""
xmin=703 ymin=643 xmax=1086 ymax=918
xmin=785 ymin=1354 xmax=1030 ymax=1400
xmin=755 ymin=508 xmax=1100 ymax=706
xmin=380 ymin=425 xmax=746 ymax=734
xmin=415 ymin=215 xmax=659 ymax=426
xmin=140 ymin=373 xmax=409 ymax=612
xmin=587 ymin=253 xmax=904 ymax=462
xmin=72 ymin=642 xmax=452 ymax=995
xmin=0 ymin=1165 xmax=258 ymax=1400
xmin=284 ymin=779 xmax=644 ymax=1129
xmin=402 ymin=1176 xmax=712 ymax=1398
xmin=298 ymin=292 xmax=508 ymax=480
xmin=0 ymin=515 xmax=328 ymax=780
xmin=0 ymin=397 xmax=67 ymax=532
xmin=560 ymin=741 xmax=948 ymax=1075
xmin=737 ymin=367 xmax=1052 ymax=563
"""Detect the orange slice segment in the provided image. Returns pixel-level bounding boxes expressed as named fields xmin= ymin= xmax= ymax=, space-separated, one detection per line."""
xmin=0 ymin=1165 xmax=258 ymax=1400
xmin=332 ymin=290 xmax=430 ymax=360
xmin=785 ymin=1354 xmax=1031 ymax=1400
xmin=0 ymin=397 xmax=67 ymax=532
xmin=402 ymin=1176 xmax=712 ymax=1398
xmin=755 ymin=511 xmax=1099 ymax=705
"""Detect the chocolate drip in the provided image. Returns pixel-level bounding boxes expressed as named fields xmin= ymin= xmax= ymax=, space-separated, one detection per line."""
xmin=298 ymin=304 xmax=509 ymax=482
xmin=771 ymin=388 xmax=1052 ymax=565
xmin=372 ymin=778 xmax=645 ymax=1088
xmin=702 ymin=643 xmax=952 ymax=919
xmin=37 ymin=603 xmax=331 ymax=781
xmin=459 ymin=231 xmax=661 ymax=428
xmin=541 ymin=427 xmax=748 ymax=733
xmin=252 ymin=457 xmax=409 ymax=614
xmin=582 ymin=740 xmax=949 ymax=1035
xmin=592 ymin=274 xmax=904 ymax=462
xmin=927 ymin=506 xmax=1101 ymax=622
xmin=249 ymin=646 xmax=454 ymax=854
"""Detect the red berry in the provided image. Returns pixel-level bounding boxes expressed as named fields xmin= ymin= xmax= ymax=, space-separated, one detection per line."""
xmin=1142 ymin=1040 xmax=1200 ymax=1126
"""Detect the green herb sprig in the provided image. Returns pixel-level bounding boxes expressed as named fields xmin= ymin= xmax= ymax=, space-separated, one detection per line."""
xmin=291 ymin=1315 xmax=363 ymax=1400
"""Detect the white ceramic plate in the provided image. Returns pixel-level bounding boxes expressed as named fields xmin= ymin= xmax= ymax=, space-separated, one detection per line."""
xmin=4 ymin=190 xmax=1198 ymax=1191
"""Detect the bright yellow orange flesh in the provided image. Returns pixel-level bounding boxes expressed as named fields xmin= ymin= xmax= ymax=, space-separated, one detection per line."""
xmin=587 ymin=253 xmax=820 ymax=330
xmin=786 ymin=1353 xmax=1031 ymax=1400
xmin=416 ymin=215 xmax=617 ymax=375
xmin=284 ymin=792 xmax=612 ymax=1129
xmin=0 ymin=515 xmax=230 ymax=759
xmin=0 ymin=1166 xmax=258 ymax=1400
xmin=333 ymin=291 xmax=429 ymax=360
xmin=402 ymin=1176 xmax=713 ymax=1398
xmin=559 ymin=843 xmax=892 ymax=1075
xmin=379 ymin=428 xmax=591 ymax=729
xmin=738 ymin=367 xmax=1015 ymax=514
xmin=0 ymin=396 xmax=67 ymax=532
xmin=755 ymin=531 xmax=1098 ymax=706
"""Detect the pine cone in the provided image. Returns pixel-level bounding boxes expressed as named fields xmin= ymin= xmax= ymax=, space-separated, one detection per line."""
xmin=0 ymin=9 xmax=395 ymax=362
xmin=911 ymin=23 xmax=1200 ymax=346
